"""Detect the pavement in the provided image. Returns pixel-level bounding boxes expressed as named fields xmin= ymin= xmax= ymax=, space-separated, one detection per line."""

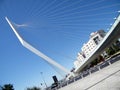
xmin=59 ymin=56 xmax=120 ymax=90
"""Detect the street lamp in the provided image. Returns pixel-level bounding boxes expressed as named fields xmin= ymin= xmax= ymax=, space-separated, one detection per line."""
xmin=40 ymin=72 xmax=47 ymax=88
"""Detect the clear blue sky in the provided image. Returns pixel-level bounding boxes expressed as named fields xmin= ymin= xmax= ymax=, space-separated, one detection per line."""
xmin=0 ymin=0 xmax=120 ymax=89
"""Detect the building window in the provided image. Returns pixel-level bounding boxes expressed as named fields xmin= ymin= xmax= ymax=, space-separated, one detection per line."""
xmin=93 ymin=36 xmax=100 ymax=45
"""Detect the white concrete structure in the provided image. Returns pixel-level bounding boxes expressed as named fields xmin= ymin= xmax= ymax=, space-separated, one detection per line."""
xmin=5 ymin=17 xmax=74 ymax=77
xmin=74 ymin=30 xmax=106 ymax=68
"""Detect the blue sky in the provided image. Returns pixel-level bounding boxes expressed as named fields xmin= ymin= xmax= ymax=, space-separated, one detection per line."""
xmin=0 ymin=0 xmax=120 ymax=89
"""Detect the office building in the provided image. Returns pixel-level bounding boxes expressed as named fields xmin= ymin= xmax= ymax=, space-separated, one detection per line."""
xmin=74 ymin=30 xmax=106 ymax=68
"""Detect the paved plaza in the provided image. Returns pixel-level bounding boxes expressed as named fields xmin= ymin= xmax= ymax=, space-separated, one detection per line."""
xmin=59 ymin=57 xmax=120 ymax=90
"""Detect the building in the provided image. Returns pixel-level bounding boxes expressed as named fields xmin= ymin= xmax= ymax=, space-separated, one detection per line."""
xmin=74 ymin=30 xmax=106 ymax=69
xmin=74 ymin=60 xmax=81 ymax=69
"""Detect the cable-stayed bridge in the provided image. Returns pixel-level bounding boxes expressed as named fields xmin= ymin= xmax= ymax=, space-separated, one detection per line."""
xmin=6 ymin=13 xmax=120 ymax=90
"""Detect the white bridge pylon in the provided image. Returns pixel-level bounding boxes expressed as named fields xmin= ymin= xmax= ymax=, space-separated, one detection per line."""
xmin=5 ymin=17 xmax=74 ymax=77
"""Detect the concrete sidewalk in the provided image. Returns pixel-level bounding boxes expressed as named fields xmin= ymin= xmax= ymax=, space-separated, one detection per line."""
xmin=59 ymin=59 xmax=120 ymax=90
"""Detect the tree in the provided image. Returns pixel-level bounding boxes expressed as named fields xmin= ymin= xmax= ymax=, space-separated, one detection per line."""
xmin=26 ymin=86 xmax=41 ymax=90
xmin=1 ymin=84 xmax=14 ymax=90
xmin=106 ymin=47 xmax=115 ymax=56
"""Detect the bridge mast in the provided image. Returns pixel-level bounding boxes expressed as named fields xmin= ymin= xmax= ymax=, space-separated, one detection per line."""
xmin=5 ymin=17 xmax=74 ymax=77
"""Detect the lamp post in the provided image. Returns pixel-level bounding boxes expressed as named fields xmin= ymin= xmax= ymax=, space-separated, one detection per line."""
xmin=40 ymin=72 xmax=47 ymax=88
